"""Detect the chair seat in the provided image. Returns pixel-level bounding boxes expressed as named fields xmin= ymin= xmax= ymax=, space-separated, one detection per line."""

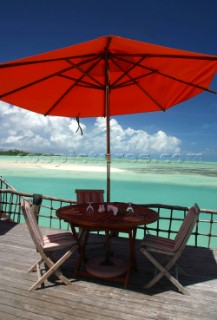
xmin=43 ymin=232 xmax=76 ymax=250
xmin=140 ymin=234 xmax=176 ymax=253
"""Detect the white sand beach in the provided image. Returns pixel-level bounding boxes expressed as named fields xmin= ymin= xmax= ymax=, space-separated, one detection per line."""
xmin=0 ymin=158 xmax=124 ymax=173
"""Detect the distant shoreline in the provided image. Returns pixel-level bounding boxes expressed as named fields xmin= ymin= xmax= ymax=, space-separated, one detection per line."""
xmin=0 ymin=157 xmax=124 ymax=173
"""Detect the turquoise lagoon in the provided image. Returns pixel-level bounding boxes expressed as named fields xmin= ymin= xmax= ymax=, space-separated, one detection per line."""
xmin=1 ymin=155 xmax=217 ymax=211
xmin=1 ymin=155 xmax=217 ymax=247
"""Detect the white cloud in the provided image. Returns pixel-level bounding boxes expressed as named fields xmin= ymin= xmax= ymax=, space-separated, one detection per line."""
xmin=0 ymin=102 xmax=181 ymax=156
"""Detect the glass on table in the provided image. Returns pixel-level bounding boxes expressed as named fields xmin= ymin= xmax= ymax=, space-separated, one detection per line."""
xmin=126 ymin=203 xmax=134 ymax=216
xmin=86 ymin=202 xmax=94 ymax=215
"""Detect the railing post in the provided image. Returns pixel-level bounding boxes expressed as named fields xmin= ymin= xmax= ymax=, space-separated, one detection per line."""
xmin=32 ymin=194 xmax=43 ymax=224
xmin=0 ymin=191 xmax=2 ymax=219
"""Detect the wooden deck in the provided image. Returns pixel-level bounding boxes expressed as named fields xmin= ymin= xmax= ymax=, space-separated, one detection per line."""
xmin=1 ymin=220 xmax=217 ymax=320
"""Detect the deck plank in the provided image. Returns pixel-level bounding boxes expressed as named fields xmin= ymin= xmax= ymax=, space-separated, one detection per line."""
xmin=1 ymin=221 xmax=217 ymax=319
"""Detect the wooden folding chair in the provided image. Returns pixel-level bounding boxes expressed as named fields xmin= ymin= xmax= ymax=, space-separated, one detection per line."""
xmin=140 ymin=203 xmax=200 ymax=295
xmin=21 ymin=199 xmax=78 ymax=292
xmin=75 ymin=188 xmax=105 ymax=233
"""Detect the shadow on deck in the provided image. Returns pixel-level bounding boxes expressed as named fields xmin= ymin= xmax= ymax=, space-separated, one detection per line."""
xmin=1 ymin=220 xmax=217 ymax=320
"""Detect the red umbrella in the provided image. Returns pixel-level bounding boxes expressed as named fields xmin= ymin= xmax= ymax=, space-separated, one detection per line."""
xmin=1 ymin=35 xmax=217 ymax=201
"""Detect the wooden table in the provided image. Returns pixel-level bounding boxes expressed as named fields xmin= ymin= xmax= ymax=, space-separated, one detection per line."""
xmin=56 ymin=202 xmax=158 ymax=288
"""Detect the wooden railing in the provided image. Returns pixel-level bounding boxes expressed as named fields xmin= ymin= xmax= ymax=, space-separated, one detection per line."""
xmin=1 ymin=176 xmax=217 ymax=249
xmin=0 ymin=182 xmax=76 ymax=229
xmin=0 ymin=176 xmax=76 ymax=227
xmin=0 ymin=176 xmax=16 ymax=190
xmin=137 ymin=203 xmax=217 ymax=249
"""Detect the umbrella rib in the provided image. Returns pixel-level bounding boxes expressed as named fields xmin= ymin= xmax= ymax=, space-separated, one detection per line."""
xmin=45 ymin=56 xmax=106 ymax=115
xmin=115 ymin=55 xmax=217 ymax=94
xmin=110 ymin=54 xmax=148 ymax=88
xmin=65 ymin=56 xmax=104 ymax=87
xmin=111 ymin=71 xmax=156 ymax=89
xmin=0 ymin=53 xmax=102 ymax=68
xmin=110 ymin=56 xmax=165 ymax=111
xmin=76 ymin=83 xmax=104 ymax=89
xmin=0 ymin=55 xmax=103 ymax=99
xmin=0 ymin=65 xmax=75 ymax=99
xmin=44 ymin=82 xmax=78 ymax=116
xmin=112 ymin=52 xmax=217 ymax=61
xmin=60 ymin=55 xmax=105 ymax=89
xmin=155 ymin=70 xmax=217 ymax=94
xmin=58 ymin=74 xmax=102 ymax=90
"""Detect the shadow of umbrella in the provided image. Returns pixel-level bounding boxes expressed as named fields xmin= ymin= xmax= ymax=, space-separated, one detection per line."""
xmin=0 ymin=35 xmax=217 ymax=201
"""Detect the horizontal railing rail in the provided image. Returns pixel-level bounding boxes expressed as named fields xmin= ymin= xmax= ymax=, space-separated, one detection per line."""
xmin=1 ymin=176 xmax=216 ymax=249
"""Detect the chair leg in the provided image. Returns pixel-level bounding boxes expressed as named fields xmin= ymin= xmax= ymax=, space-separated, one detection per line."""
xmin=176 ymin=264 xmax=188 ymax=277
xmin=158 ymin=255 xmax=187 ymax=279
xmin=141 ymin=248 xmax=189 ymax=295
xmin=28 ymin=258 xmax=43 ymax=273
xmin=29 ymin=246 xmax=77 ymax=292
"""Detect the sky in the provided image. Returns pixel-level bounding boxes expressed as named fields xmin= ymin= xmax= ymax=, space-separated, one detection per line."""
xmin=0 ymin=0 xmax=217 ymax=161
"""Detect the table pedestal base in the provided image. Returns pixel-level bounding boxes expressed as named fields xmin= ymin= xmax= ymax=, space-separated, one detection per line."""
xmin=86 ymin=256 xmax=128 ymax=279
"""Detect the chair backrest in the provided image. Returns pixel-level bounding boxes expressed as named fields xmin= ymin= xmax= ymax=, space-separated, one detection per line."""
xmin=21 ymin=199 xmax=44 ymax=249
xmin=174 ymin=203 xmax=200 ymax=251
xmin=75 ymin=189 xmax=104 ymax=204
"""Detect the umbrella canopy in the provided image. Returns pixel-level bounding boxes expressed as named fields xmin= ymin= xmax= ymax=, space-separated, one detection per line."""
xmin=1 ymin=35 xmax=217 ymax=201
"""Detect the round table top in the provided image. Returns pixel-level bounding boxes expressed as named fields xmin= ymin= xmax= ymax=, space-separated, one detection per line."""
xmin=56 ymin=202 xmax=158 ymax=232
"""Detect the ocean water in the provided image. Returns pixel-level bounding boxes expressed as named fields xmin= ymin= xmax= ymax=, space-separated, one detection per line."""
xmin=1 ymin=155 xmax=217 ymax=247
xmin=1 ymin=155 xmax=217 ymax=210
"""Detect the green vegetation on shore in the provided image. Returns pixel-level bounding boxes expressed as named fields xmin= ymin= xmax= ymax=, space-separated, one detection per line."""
xmin=0 ymin=149 xmax=43 ymax=156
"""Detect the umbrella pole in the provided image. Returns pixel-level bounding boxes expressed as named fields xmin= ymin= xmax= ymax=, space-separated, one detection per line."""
xmin=105 ymin=91 xmax=111 ymax=264
xmin=105 ymin=85 xmax=111 ymax=204
xmin=104 ymin=43 xmax=111 ymax=204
